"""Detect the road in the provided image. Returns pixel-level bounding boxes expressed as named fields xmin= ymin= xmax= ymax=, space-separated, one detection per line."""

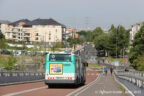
xmin=68 ymin=73 xmax=129 ymax=96
xmin=0 ymin=69 xmax=98 ymax=96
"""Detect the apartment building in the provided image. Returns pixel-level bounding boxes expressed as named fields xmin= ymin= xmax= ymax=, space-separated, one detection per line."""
xmin=4 ymin=18 xmax=67 ymax=45
xmin=0 ymin=20 xmax=10 ymax=34
xmin=4 ymin=19 xmax=30 ymax=40
xmin=130 ymin=23 xmax=141 ymax=41
xmin=23 ymin=18 xmax=66 ymax=45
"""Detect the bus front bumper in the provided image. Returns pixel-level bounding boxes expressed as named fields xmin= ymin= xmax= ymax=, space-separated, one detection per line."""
xmin=45 ymin=79 xmax=76 ymax=84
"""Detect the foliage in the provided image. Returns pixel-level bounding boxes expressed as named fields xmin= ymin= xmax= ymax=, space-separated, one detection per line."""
xmin=0 ymin=39 xmax=7 ymax=49
xmin=77 ymin=25 xmax=130 ymax=57
xmin=129 ymin=25 xmax=144 ymax=68
xmin=4 ymin=54 xmax=17 ymax=70
xmin=66 ymin=36 xmax=82 ymax=47
xmin=0 ymin=32 xmax=7 ymax=49
xmin=94 ymin=33 xmax=110 ymax=56
xmin=133 ymin=54 xmax=144 ymax=71
xmin=108 ymin=25 xmax=129 ymax=57
xmin=54 ymin=42 xmax=65 ymax=48
xmin=0 ymin=32 xmax=5 ymax=39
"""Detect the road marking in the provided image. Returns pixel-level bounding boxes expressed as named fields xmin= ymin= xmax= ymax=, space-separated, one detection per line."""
xmin=66 ymin=73 xmax=101 ymax=96
xmin=2 ymin=86 xmax=47 ymax=96
xmin=75 ymin=74 xmax=101 ymax=96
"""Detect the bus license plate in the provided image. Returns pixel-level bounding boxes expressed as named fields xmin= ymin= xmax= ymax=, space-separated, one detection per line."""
xmin=56 ymin=77 xmax=64 ymax=79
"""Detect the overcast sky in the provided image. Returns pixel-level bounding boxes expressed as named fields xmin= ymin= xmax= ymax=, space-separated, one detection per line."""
xmin=0 ymin=0 xmax=144 ymax=29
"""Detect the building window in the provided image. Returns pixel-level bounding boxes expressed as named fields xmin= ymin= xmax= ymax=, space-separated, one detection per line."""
xmin=35 ymin=33 xmax=39 ymax=36
xmin=35 ymin=37 xmax=39 ymax=40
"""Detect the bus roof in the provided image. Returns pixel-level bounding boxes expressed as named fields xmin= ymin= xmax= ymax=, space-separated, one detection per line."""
xmin=48 ymin=52 xmax=74 ymax=55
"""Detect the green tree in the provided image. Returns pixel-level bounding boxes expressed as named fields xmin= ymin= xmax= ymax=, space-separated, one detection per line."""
xmin=108 ymin=25 xmax=129 ymax=57
xmin=5 ymin=55 xmax=17 ymax=71
xmin=90 ymin=27 xmax=104 ymax=42
xmin=133 ymin=54 xmax=144 ymax=71
xmin=129 ymin=25 xmax=144 ymax=68
xmin=94 ymin=33 xmax=110 ymax=56
xmin=0 ymin=32 xmax=5 ymax=39
xmin=0 ymin=32 xmax=7 ymax=50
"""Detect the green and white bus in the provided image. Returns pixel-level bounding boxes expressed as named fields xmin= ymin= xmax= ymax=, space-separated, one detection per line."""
xmin=45 ymin=53 xmax=87 ymax=87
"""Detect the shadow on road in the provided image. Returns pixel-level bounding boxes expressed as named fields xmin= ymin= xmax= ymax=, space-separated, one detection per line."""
xmin=47 ymin=84 xmax=85 ymax=89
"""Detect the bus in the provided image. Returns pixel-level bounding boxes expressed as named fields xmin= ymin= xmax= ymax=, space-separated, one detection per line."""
xmin=45 ymin=53 xmax=87 ymax=87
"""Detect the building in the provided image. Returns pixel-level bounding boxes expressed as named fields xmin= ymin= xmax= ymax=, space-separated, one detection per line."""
xmin=0 ymin=20 xmax=10 ymax=34
xmin=66 ymin=28 xmax=78 ymax=38
xmin=4 ymin=19 xmax=30 ymax=40
xmin=23 ymin=18 xmax=66 ymax=45
xmin=4 ymin=18 xmax=67 ymax=45
xmin=129 ymin=23 xmax=141 ymax=41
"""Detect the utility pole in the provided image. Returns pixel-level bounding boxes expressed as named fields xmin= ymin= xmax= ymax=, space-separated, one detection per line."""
xmin=85 ymin=17 xmax=89 ymax=31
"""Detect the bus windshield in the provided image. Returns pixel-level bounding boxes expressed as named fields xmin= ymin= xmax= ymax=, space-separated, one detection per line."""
xmin=49 ymin=54 xmax=71 ymax=62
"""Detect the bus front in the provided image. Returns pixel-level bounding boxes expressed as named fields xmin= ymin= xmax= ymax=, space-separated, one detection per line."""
xmin=45 ymin=53 xmax=76 ymax=86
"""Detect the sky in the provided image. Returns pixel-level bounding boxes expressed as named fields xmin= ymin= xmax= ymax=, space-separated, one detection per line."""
xmin=0 ymin=0 xmax=144 ymax=29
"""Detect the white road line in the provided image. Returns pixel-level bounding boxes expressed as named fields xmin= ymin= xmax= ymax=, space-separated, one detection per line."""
xmin=66 ymin=74 xmax=101 ymax=96
xmin=2 ymin=86 xmax=47 ymax=96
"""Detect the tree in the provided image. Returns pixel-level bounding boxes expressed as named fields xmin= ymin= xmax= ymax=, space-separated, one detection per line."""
xmin=67 ymin=36 xmax=82 ymax=48
xmin=5 ymin=55 xmax=17 ymax=71
xmin=129 ymin=25 xmax=144 ymax=68
xmin=108 ymin=25 xmax=130 ymax=57
xmin=90 ymin=27 xmax=104 ymax=42
xmin=0 ymin=32 xmax=5 ymax=40
xmin=94 ymin=33 xmax=110 ymax=56
xmin=133 ymin=54 xmax=144 ymax=71
xmin=0 ymin=32 xmax=7 ymax=50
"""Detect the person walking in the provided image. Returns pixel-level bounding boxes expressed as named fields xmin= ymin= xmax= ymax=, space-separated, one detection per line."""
xmin=104 ymin=67 xmax=108 ymax=76
xmin=110 ymin=67 xmax=113 ymax=75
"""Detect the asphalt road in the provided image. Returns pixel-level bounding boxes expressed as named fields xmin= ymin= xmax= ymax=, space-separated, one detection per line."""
xmin=0 ymin=69 xmax=98 ymax=96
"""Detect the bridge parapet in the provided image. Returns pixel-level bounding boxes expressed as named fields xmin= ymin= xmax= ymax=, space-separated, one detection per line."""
xmin=0 ymin=71 xmax=44 ymax=85
xmin=115 ymin=71 xmax=144 ymax=88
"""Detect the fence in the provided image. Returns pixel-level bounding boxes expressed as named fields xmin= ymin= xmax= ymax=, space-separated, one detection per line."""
xmin=0 ymin=72 xmax=45 ymax=85
xmin=115 ymin=71 xmax=144 ymax=88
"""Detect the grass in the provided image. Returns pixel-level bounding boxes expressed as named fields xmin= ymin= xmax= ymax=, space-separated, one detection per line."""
xmin=107 ymin=57 xmax=124 ymax=63
xmin=88 ymin=64 xmax=104 ymax=70
xmin=107 ymin=57 xmax=130 ymax=65
xmin=119 ymin=85 xmax=126 ymax=93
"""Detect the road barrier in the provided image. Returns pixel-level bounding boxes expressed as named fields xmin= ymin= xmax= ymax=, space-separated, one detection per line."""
xmin=0 ymin=72 xmax=44 ymax=85
xmin=115 ymin=71 xmax=144 ymax=88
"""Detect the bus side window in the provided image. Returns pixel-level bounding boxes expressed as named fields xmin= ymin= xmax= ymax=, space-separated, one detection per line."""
xmin=76 ymin=57 xmax=79 ymax=72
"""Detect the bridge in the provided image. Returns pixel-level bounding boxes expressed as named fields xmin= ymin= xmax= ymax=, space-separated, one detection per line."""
xmin=0 ymin=44 xmax=144 ymax=96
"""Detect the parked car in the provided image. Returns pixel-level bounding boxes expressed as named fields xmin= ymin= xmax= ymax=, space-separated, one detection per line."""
xmin=0 ymin=49 xmax=11 ymax=55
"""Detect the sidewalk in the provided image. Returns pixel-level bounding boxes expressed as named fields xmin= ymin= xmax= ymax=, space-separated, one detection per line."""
xmin=75 ymin=73 xmax=129 ymax=96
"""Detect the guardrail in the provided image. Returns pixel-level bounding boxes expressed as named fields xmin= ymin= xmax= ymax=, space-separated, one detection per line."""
xmin=115 ymin=71 xmax=144 ymax=88
xmin=0 ymin=72 xmax=45 ymax=85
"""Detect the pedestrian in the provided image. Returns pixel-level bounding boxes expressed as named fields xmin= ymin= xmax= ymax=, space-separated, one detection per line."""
xmin=110 ymin=67 xmax=113 ymax=75
xmin=104 ymin=67 xmax=108 ymax=76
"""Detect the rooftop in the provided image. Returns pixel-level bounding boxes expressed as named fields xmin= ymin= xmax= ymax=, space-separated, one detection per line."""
xmin=9 ymin=19 xmax=30 ymax=26
xmin=24 ymin=18 xmax=65 ymax=27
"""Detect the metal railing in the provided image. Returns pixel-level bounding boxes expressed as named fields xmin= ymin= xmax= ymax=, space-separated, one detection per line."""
xmin=0 ymin=71 xmax=45 ymax=85
xmin=115 ymin=71 xmax=144 ymax=88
